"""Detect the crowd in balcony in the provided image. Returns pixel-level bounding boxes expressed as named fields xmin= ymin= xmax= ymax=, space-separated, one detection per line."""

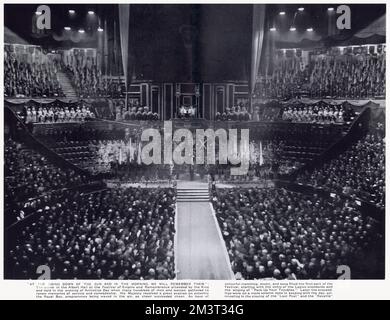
xmin=281 ymin=104 xmax=356 ymax=124
xmin=256 ymin=48 xmax=385 ymax=99
xmin=63 ymin=56 xmax=125 ymax=99
xmin=4 ymin=53 xmax=64 ymax=98
xmin=24 ymin=104 xmax=95 ymax=124
xmin=114 ymin=102 xmax=160 ymax=121
xmin=215 ymin=105 xmax=252 ymax=121
xmin=297 ymin=127 xmax=385 ymax=208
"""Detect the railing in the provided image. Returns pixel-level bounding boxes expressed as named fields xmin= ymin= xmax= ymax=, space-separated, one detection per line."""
xmin=274 ymin=179 xmax=384 ymax=227
xmin=289 ymin=106 xmax=371 ymax=180
xmin=5 ymin=181 xmax=106 ymax=230
xmin=5 ymin=106 xmax=94 ymax=178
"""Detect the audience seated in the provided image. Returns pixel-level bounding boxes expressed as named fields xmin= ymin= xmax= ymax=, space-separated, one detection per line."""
xmin=297 ymin=127 xmax=385 ymax=208
xmin=255 ymin=48 xmax=385 ymax=99
xmin=212 ymin=187 xmax=382 ymax=279
xmin=90 ymin=139 xmax=136 ymax=173
xmin=4 ymin=53 xmax=64 ymax=98
xmin=215 ymin=105 xmax=251 ymax=121
xmin=4 ymin=138 xmax=89 ymax=223
xmin=7 ymin=187 xmax=176 ymax=280
xmin=119 ymin=105 xmax=159 ymax=121
xmin=63 ymin=57 xmax=125 ymax=98
xmin=281 ymin=104 xmax=350 ymax=124
xmin=24 ymin=104 xmax=95 ymax=124
xmin=207 ymin=140 xmax=307 ymax=181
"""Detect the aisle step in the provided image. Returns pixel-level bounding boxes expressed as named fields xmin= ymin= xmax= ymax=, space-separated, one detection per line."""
xmin=176 ymin=186 xmax=210 ymax=202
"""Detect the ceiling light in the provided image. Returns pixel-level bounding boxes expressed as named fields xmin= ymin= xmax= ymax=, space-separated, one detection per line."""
xmin=64 ymin=27 xmax=71 ymax=31
xmin=78 ymin=29 xmax=85 ymax=33
xmin=307 ymin=28 xmax=313 ymax=32
xmin=270 ymin=27 xmax=277 ymax=32
xmin=290 ymin=27 xmax=296 ymax=31
xmin=298 ymin=7 xmax=304 ymax=11
xmin=279 ymin=11 xmax=286 ymax=15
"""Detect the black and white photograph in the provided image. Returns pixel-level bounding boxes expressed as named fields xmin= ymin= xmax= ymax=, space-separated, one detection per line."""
xmin=2 ymin=2 xmax=386 ymax=287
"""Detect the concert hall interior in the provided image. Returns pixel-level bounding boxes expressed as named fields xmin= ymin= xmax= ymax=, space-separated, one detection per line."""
xmin=3 ymin=4 xmax=385 ymax=281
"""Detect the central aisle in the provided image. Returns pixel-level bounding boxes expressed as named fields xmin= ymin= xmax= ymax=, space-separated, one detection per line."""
xmin=175 ymin=185 xmax=234 ymax=279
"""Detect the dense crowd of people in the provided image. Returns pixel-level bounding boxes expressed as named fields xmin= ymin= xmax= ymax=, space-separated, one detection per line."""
xmin=215 ymin=105 xmax=252 ymax=121
xmin=281 ymin=104 xmax=351 ymax=124
xmin=297 ymin=128 xmax=385 ymax=208
xmin=212 ymin=187 xmax=382 ymax=279
xmin=4 ymin=38 xmax=385 ymax=282
xmin=256 ymin=48 xmax=385 ymax=99
xmin=6 ymin=187 xmax=176 ymax=280
xmin=309 ymin=49 xmax=385 ymax=99
xmin=4 ymin=53 xmax=64 ymax=98
xmin=5 ymin=44 xmax=385 ymax=101
xmin=115 ymin=105 xmax=159 ymax=121
xmin=232 ymin=102 xmax=356 ymax=124
xmin=89 ymin=140 xmax=138 ymax=173
xmin=208 ymin=139 xmax=307 ymax=182
xmin=4 ymin=48 xmax=126 ymax=99
xmin=5 ymin=138 xmax=89 ymax=223
xmin=24 ymin=104 xmax=95 ymax=124
xmin=63 ymin=57 xmax=126 ymax=99
xmin=42 ymin=122 xmax=335 ymax=180
xmin=35 ymin=124 xmax=140 ymax=174
xmin=86 ymin=136 xmax=309 ymax=180
xmin=84 ymin=138 xmax=173 ymax=181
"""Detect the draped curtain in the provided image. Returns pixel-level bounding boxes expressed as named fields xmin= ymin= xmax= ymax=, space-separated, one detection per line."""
xmin=250 ymin=4 xmax=266 ymax=96
xmin=103 ymin=19 xmax=108 ymax=76
xmin=118 ymin=4 xmax=131 ymax=105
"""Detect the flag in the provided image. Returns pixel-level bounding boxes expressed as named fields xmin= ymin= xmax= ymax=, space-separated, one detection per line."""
xmin=137 ymin=141 xmax=142 ymax=165
xmin=119 ymin=146 xmax=123 ymax=164
xmin=250 ymin=142 xmax=256 ymax=164
xmin=129 ymin=138 xmax=134 ymax=161
xmin=259 ymin=141 xmax=264 ymax=166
